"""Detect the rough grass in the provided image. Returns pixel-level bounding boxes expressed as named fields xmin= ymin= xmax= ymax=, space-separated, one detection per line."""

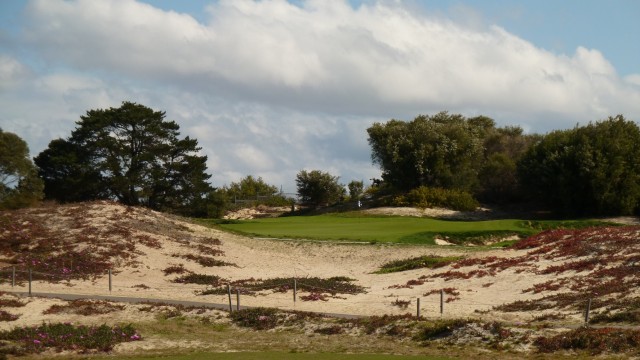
xmin=0 ymin=322 xmax=140 ymax=354
xmin=200 ymin=276 xmax=366 ymax=297
xmin=374 ymin=255 xmax=462 ymax=274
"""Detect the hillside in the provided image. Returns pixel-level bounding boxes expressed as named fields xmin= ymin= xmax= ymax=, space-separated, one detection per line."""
xmin=1 ymin=201 xmax=640 ymax=356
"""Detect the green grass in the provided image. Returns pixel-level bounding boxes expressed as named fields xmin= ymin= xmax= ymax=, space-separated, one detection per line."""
xmin=206 ymin=214 xmax=526 ymax=245
xmin=374 ymin=255 xmax=462 ymax=274
xmin=203 ymin=213 xmax=611 ymax=246
xmin=85 ymin=352 xmax=451 ymax=360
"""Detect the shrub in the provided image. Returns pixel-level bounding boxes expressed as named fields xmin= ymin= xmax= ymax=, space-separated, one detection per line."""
xmin=229 ymin=308 xmax=279 ymax=330
xmin=172 ymin=273 xmax=223 ymax=286
xmin=314 ymin=325 xmax=344 ymax=335
xmin=163 ymin=264 xmax=189 ymax=275
xmin=534 ymin=327 xmax=640 ymax=354
xmin=0 ymin=311 xmax=19 ymax=322
xmin=393 ymin=186 xmax=479 ymax=211
xmin=391 ymin=299 xmax=411 ymax=309
xmin=343 ymin=314 xmax=416 ymax=335
xmin=42 ymin=299 xmax=125 ymax=316
xmin=414 ymin=319 xmax=471 ymax=341
xmin=375 ymin=255 xmax=461 ymax=274
xmin=173 ymin=254 xmax=234 ymax=267
xmin=0 ymin=323 xmax=140 ymax=353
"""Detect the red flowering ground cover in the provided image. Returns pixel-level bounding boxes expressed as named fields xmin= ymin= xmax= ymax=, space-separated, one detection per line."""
xmin=419 ymin=226 xmax=640 ymax=313
xmin=0 ymin=201 xmax=225 ymax=283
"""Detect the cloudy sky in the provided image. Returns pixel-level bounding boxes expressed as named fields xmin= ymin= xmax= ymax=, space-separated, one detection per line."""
xmin=1 ymin=0 xmax=639 ymax=192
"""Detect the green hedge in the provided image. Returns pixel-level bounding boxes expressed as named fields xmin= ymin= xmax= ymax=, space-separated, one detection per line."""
xmin=392 ymin=186 xmax=479 ymax=211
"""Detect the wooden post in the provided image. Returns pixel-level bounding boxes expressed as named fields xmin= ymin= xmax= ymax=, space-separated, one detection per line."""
xmin=12 ymin=266 xmax=15 ymax=287
xmin=28 ymin=269 xmax=32 ymax=297
xmin=440 ymin=289 xmax=444 ymax=315
xmin=236 ymin=289 xmax=240 ymax=311
xmin=108 ymin=269 xmax=112 ymax=293
xmin=227 ymin=284 xmax=233 ymax=313
xmin=294 ymin=279 xmax=297 ymax=303
xmin=585 ymin=298 xmax=592 ymax=326
xmin=417 ymin=298 xmax=421 ymax=318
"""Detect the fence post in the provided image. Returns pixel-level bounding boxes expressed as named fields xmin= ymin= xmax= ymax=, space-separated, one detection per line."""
xmin=227 ymin=284 xmax=233 ymax=313
xmin=417 ymin=298 xmax=421 ymax=318
xmin=236 ymin=289 xmax=240 ymax=311
xmin=294 ymin=279 xmax=297 ymax=303
xmin=28 ymin=269 xmax=32 ymax=297
xmin=440 ymin=289 xmax=444 ymax=315
xmin=585 ymin=298 xmax=592 ymax=326
xmin=108 ymin=269 xmax=112 ymax=293
xmin=12 ymin=266 xmax=15 ymax=287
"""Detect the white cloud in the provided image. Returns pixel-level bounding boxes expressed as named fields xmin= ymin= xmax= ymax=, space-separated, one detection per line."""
xmin=0 ymin=55 xmax=30 ymax=90
xmin=20 ymin=0 xmax=639 ymax=123
xmin=625 ymin=74 xmax=640 ymax=87
xmin=2 ymin=0 xmax=639 ymax=191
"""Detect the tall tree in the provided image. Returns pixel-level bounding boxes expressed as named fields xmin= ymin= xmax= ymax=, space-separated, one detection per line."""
xmin=367 ymin=112 xmax=485 ymax=192
xmin=477 ymin=126 xmax=541 ymax=203
xmin=296 ymin=170 xmax=345 ymax=207
xmin=35 ymin=102 xmax=212 ymax=215
xmin=0 ymin=129 xmax=44 ymax=209
xmin=347 ymin=180 xmax=364 ymax=200
xmin=34 ymin=138 xmax=104 ymax=202
xmin=226 ymin=175 xmax=280 ymax=201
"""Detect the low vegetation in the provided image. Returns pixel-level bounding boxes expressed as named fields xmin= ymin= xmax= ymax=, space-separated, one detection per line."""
xmin=199 ymin=276 xmax=366 ymax=298
xmin=391 ymin=186 xmax=479 ymax=211
xmin=535 ymin=327 xmax=640 ymax=355
xmin=375 ymin=255 xmax=462 ymax=274
xmin=42 ymin=299 xmax=126 ymax=316
xmin=0 ymin=322 xmax=140 ymax=355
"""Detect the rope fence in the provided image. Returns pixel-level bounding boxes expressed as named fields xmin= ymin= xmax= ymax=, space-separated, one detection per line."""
xmin=0 ymin=266 xmax=604 ymax=325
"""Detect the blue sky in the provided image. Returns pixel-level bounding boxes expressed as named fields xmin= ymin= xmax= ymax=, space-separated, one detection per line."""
xmin=1 ymin=0 xmax=639 ymax=191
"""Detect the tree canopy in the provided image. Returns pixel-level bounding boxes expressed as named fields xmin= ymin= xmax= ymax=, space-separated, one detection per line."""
xmin=35 ymin=102 xmax=212 ymax=216
xmin=225 ymin=175 xmax=280 ymax=201
xmin=367 ymin=112 xmax=487 ymax=192
xmin=518 ymin=115 xmax=640 ymax=216
xmin=0 ymin=129 xmax=44 ymax=209
xmin=296 ymin=170 xmax=345 ymax=207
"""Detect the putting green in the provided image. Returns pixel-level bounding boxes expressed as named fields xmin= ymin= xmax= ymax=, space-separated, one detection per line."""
xmin=215 ymin=213 xmax=532 ymax=244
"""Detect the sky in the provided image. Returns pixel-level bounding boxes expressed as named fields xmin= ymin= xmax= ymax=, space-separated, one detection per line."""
xmin=1 ymin=0 xmax=639 ymax=193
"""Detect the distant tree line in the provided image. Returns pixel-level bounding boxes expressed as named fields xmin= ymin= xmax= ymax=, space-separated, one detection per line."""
xmin=368 ymin=112 xmax=640 ymax=216
xmin=1 ymin=101 xmax=638 ymax=218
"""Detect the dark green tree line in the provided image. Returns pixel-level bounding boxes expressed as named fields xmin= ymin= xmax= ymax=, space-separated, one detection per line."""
xmin=518 ymin=115 xmax=640 ymax=216
xmin=367 ymin=112 xmax=537 ymax=205
xmin=367 ymin=112 xmax=485 ymax=192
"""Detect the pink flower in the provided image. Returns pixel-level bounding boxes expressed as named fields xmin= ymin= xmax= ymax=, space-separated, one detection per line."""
xmin=33 ymin=340 xmax=41 ymax=345
xmin=130 ymin=334 xmax=141 ymax=340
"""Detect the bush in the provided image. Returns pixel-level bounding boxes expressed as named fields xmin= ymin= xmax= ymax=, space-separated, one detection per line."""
xmin=229 ymin=308 xmax=280 ymax=330
xmin=172 ymin=273 xmax=223 ymax=286
xmin=414 ymin=319 xmax=471 ymax=341
xmin=393 ymin=186 xmax=479 ymax=211
xmin=375 ymin=255 xmax=461 ymax=274
xmin=535 ymin=327 xmax=640 ymax=354
xmin=0 ymin=323 xmax=140 ymax=353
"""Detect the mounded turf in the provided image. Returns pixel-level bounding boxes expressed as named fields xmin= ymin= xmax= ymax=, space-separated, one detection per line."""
xmin=212 ymin=213 xmax=536 ymax=245
xmin=210 ymin=213 xmax=612 ymax=245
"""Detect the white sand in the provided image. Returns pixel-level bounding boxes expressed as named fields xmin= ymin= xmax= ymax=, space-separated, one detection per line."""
xmin=0 ymin=202 xmax=587 ymax=329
